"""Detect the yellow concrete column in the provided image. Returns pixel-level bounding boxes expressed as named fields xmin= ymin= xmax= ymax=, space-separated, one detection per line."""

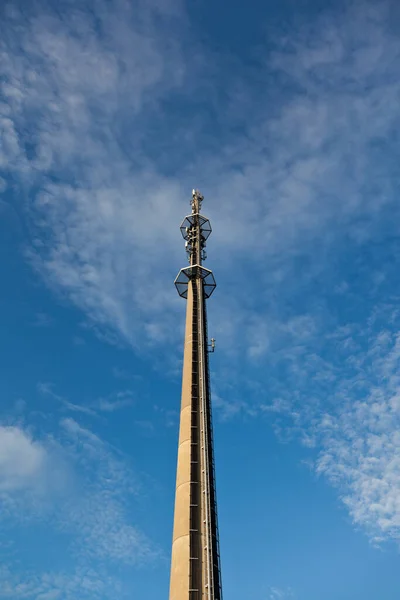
xmin=169 ymin=281 xmax=194 ymax=600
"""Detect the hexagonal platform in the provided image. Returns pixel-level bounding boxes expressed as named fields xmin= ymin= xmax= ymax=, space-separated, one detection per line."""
xmin=180 ymin=214 xmax=212 ymax=241
xmin=174 ymin=265 xmax=217 ymax=299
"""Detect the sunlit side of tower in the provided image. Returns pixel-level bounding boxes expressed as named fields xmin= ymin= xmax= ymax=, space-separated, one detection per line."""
xmin=169 ymin=190 xmax=223 ymax=600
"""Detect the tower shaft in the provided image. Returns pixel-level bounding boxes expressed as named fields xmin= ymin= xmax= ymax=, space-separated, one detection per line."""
xmin=170 ymin=191 xmax=222 ymax=600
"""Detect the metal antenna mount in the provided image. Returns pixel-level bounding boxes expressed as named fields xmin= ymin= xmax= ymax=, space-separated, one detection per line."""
xmin=191 ymin=188 xmax=204 ymax=213
xmin=175 ymin=189 xmax=216 ymax=299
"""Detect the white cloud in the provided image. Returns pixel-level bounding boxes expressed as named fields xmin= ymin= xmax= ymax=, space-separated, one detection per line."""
xmin=0 ymin=564 xmax=121 ymax=599
xmin=37 ymin=382 xmax=133 ymax=415
xmin=0 ymin=423 xmax=73 ymax=526
xmin=59 ymin=417 xmax=156 ymax=564
xmin=269 ymin=586 xmax=294 ymax=600
xmin=212 ymin=390 xmax=256 ymax=422
xmin=0 ymin=426 xmax=46 ymax=492
xmin=260 ymin=309 xmax=400 ymax=544
xmin=0 ymin=415 xmax=156 ymax=597
xmin=314 ymin=329 xmax=400 ymax=541
xmin=38 ymin=382 xmax=97 ymax=416
xmin=95 ymin=391 xmax=133 ymax=412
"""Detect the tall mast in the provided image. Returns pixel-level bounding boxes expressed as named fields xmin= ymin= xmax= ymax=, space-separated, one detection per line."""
xmin=170 ymin=190 xmax=222 ymax=600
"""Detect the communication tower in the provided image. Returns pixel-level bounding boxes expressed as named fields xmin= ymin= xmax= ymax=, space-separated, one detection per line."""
xmin=169 ymin=190 xmax=223 ymax=600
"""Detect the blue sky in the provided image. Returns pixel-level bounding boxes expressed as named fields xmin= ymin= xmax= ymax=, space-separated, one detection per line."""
xmin=1 ymin=0 xmax=400 ymax=598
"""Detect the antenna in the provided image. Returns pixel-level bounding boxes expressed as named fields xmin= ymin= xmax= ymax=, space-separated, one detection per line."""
xmin=191 ymin=188 xmax=204 ymax=213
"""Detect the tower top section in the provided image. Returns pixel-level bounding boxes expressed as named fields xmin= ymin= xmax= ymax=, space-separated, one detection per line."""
xmin=174 ymin=189 xmax=216 ymax=299
xmin=191 ymin=188 xmax=204 ymax=214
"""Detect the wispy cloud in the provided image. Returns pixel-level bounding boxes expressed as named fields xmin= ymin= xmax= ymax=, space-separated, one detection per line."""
xmin=2 ymin=0 xmax=187 ymax=349
xmin=0 ymin=564 xmax=122 ymax=600
xmin=268 ymin=586 xmax=294 ymax=600
xmin=32 ymin=312 xmax=54 ymax=327
xmin=0 ymin=415 xmax=157 ymax=597
xmin=314 ymin=327 xmax=400 ymax=542
xmin=258 ymin=304 xmax=400 ymax=544
xmin=37 ymin=381 xmax=97 ymax=416
xmin=94 ymin=391 xmax=134 ymax=413
xmin=59 ymin=417 xmax=156 ymax=564
xmin=37 ymin=382 xmax=133 ymax=415
xmin=212 ymin=390 xmax=256 ymax=422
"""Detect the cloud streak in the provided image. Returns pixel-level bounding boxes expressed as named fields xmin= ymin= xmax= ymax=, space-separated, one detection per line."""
xmin=37 ymin=381 xmax=134 ymax=414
